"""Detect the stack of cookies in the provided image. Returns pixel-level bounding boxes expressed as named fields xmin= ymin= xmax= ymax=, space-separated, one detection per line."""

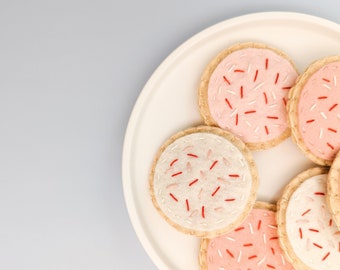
xmin=148 ymin=42 xmax=340 ymax=270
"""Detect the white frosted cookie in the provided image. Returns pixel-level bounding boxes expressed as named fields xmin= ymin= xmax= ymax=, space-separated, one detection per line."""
xmin=327 ymin=150 xmax=340 ymax=230
xmin=199 ymin=202 xmax=294 ymax=270
xmin=198 ymin=42 xmax=298 ymax=150
xmin=277 ymin=167 xmax=340 ymax=270
xmin=149 ymin=126 xmax=258 ymax=237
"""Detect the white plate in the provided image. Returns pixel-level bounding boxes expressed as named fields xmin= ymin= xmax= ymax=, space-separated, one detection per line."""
xmin=122 ymin=12 xmax=340 ymax=270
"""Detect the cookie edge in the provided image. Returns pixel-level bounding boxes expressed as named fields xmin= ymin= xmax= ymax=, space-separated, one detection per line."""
xmin=327 ymin=150 xmax=340 ymax=230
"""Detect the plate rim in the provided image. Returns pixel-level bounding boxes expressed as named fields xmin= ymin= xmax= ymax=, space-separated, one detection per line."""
xmin=122 ymin=11 xmax=340 ymax=269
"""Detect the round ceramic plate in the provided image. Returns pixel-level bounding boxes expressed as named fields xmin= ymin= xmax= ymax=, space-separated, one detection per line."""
xmin=122 ymin=12 xmax=340 ymax=270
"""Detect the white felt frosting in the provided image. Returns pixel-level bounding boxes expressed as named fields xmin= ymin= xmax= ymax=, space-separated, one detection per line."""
xmin=153 ymin=131 xmax=253 ymax=232
xmin=286 ymin=174 xmax=340 ymax=269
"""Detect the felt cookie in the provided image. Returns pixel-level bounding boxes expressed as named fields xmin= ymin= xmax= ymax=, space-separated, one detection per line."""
xmin=198 ymin=42 xmax=299 ymax=150
xmin=288 ymin=56 xmax=340 ymax=166
xmin=277 ymin=167 xmax=340 ymax=270
xmin=199 ymin=201 xmax=294 ymax=270
xmin=149 ymin=126 xmax=258 ymax=237
xmin=327 ymin=150 xmax=340 ymax=230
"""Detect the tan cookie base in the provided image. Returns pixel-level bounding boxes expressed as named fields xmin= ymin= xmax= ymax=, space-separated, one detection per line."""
xmin=327 ymin=150 xmax=340 ymax=230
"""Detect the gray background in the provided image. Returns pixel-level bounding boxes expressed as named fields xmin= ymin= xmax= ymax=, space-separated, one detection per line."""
xmin=0 ymin=1 xmax=339 ymax=269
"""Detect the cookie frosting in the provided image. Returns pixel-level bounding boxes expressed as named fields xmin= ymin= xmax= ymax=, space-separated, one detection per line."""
xmin=297 ymin=61 xmax=340 ymax=162
xmin=285 ymin=173 xmax=340 ymax=269
xmin=202 ymin=204 xmax=294 ymax=270
xmin=206 ymin=46 xmax=298 ymax=146
xmin=150 ymin=127 xmax=258 ymax=236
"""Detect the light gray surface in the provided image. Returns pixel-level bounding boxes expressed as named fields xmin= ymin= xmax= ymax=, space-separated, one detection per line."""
xmin=0 ymin=1 xmax=340 ymax=269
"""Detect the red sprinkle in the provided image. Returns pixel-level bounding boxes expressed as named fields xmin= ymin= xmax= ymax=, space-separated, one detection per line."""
xmin=187 ymin=153 xmax=198 ymax=158
xmin=309 ymin=228 xmax=320 ymax=233
xmin=302 ymin=209 xmax=311 ymax=216
xmin=211 ymin=186 xmax=221 ymax=197
xmin=254 ymin=69 xmax=259 ymax=82
xmin=327 ymin=142 xmax=335 ymax=150
xmin=270 ymin=237 xmax=278 ymax=240
xmin=201 ymin=206 xmax=205 ymax=218
xmin=328 ymin=128 xmax=337 ymax=133
xmin=266 ymin=264 xmax=276 ymax=269
xmin=225 ymin=98 xmax=233 ymax=109
xmin=169 ymin=193 xmax=178 ymax=202
xmin=329 ymin=103 xmax=338 ymax=111
xmin=235 ymin=113 xmax=239 ymax=126
xmin=275 ymin=73 xmax=280 ymax=84
xmin=226 ymin=249 xmax=234 ymax=258
xmin=243 ymin=243 xmax=253 ymax=247
xmin=314 ymin=192 xmax=325 ymax=196
xmin=271 ymin=248 xmax=275 ymax=255
xmin=306 ymin=119 xmax=315 ymax=123
xmin=223 ymin=75 xmax=231 ymax=85
xmin=330 ymin=219 xmax=333 ymax=227
xmin=282 ymin=86 xmax=291 ymax=90
xmin=265 ymin=58 xmax=269 ymax=69
xmin=265 ymin=125 xmax=269 ymax=135
xmin=185 ymin=199 xmax=190 ymax=211
xmin=244 ymin=110 xmax=256 ymax=114
xmin=234 ymin=69 xmax=245 ymax=73
xmin=267 ymin=116 xmax=279 ymax=120
xmin=318 ymin=96 xmax=328 ymax=99
xmin=263 ymin=92 xmax=268 ymax=104
xmin=322 ymin=252 xmax=330 ymax=261
xmin=170 ymin=159 xmax=178 ymax=167
xmin=323 ymin=78 xmax=330 ymax=82
xmin=257 ymin=220 xmax=262 ymax=230
xmin=171 ymin=171 xmax=182 ymax=177
xmin=235 ymin=226 xmax=245 ymax=232
xmin=210 ymin=160 xmax=218 ymax=170
xmin=240 ymin=86 xmax=244 ymax=99
xmin=299 ymin=227 xmax=303 ymax=239
xmin=248 ymin=255 xmax=257 ymax=260
xmin=189 ymin=178 xmax=199 ymax=186
xmin=283 ymin=97 xmax=287 ymax=106
xmin=225 ymin=198 xmax=236 ymax=202
xmin=229 ymin=174 xmax=240 ymax=178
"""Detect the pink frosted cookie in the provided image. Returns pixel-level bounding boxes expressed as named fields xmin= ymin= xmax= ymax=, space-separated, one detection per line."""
xmin=149 ymin=126 xmax=258 ymax=237
xmin=288 ymin=56 xmax=340 ymax=165
xmin=198 ymin=42 xmax=298 ymax=150
xmin=327 ymin=150 xmax=340 ymax=230
xmin=199 ymin=202 xmax=294 ymax=270
xmin=277 ymin=167 xmax=340 ymax=270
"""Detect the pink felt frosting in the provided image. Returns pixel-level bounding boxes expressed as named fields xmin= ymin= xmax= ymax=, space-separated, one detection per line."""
xmin=297 ymin=61 xmax=340 ymax=161
xmin=205 ymin=207 xmax=294 ymax=269
xmin=207 ymin=47 xmax=298 ymax=144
